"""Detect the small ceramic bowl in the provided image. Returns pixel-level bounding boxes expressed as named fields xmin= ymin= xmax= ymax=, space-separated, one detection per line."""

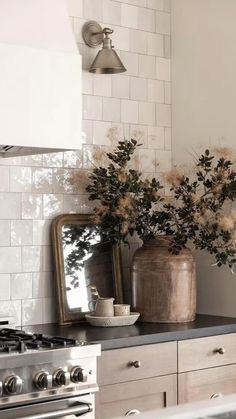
xmin=114 ymin=304 xmax=130 ymax=316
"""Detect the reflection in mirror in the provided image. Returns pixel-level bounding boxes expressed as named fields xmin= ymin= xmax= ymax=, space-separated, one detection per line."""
xmin=52 ymin=214 xmax=123 ymax=325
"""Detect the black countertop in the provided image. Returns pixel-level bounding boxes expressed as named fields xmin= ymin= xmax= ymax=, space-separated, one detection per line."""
xmin=24 ymin=314 xmax=236 ymax=350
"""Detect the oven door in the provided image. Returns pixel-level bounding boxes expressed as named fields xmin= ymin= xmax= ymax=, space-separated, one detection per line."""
xmin=0 ymin=395 xmax=94 ymax=419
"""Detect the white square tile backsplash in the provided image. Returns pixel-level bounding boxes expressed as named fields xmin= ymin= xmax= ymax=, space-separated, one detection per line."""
xmin=0 ymin=0 xmax=171 ymax=326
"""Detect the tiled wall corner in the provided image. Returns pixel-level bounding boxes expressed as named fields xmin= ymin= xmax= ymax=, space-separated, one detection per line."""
xmin=0 ymin=0 xmax=171 ymax=326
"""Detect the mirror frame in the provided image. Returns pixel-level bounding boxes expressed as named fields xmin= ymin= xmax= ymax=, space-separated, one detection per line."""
xmin=51 ymin=213 xmax=124 ymax=325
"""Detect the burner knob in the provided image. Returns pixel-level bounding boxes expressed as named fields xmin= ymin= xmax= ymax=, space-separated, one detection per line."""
xmin=70 ymin=366 xmax=87 ymax=383
xmin=53 ymin=369 xmax=70 ymax=387
xmin=34 ymin=371 xmax=52 ymax=390
xmin=4 ymin=375 xmax=23 ymax=395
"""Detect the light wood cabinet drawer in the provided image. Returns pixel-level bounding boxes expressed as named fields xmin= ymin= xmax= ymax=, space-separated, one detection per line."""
xmin=98 ymin=342 xmax=177 ymax=386
xmin=98 ymin=374 xmax=177 ymax=418
xmin=178 ymin=364 xmax=236 ymax=404
xmin=178 ymin=333 xmax=236 ymax=372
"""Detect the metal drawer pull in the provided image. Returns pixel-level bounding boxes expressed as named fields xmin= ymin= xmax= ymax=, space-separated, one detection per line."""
xmin=211 ymin=393 xmax=223 ymax=399
xmin=129 ymin=361 xmax=141 ymax=368
xmin=125 ymin=409 xmax=141 ymax=416
xmin=214 ymin=347 xmax=226 ymax=355
xmin=17 ymin=402 xmax=92 ymax=419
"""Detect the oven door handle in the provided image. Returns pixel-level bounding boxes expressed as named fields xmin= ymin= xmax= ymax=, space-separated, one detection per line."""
xmin=17 ymin=402 xmax=93 ymax=419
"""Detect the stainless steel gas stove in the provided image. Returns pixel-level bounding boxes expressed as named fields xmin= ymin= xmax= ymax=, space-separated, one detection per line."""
xmin=0 ymin=328 xmax=101 ymax=419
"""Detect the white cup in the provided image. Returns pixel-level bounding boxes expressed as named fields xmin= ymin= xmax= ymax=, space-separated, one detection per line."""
xmin=114 ymin=304 xmax=130 ymax=316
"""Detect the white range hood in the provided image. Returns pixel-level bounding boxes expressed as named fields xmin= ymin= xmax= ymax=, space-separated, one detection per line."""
xmin=0 ymin=0 xmax=82 ymax=157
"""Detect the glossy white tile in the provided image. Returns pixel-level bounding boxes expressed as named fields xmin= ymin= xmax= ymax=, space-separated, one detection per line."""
xmin=22 ymin=246 xmax=41 ymax=272
xmin=156 ymin=103 xmax=171 ymax=127
xmin=42 ymin=153 xmax=63 ymax=168
xmin=121 ymin=100 xmax=139 ymax=123
xmin=148 ymin=126 xmax=165 ymax=149
xmin=83 ymin=0 xmax=102 ymax=20
xmin=138 ymin=7 xmax=156 ymax=32
xmin=82 ymin=120 xmax=93 ymax=145
xmin=52 ymin=169 xmax=75 ymax=194
xmin=112 ymin=74 xmax=130 ymax=99
xmin=33 ymin=220 xmax=51 ymax=246
xmin=63 ymin=150 xmax=83 ymax=168
xmin=0 ymin=166 xmax=9 ymax=192
xmin=11 ymin=220 xmax=33 ymax=246
xmin=148 ymin=79 xmax=164 ymax=103
xmin=94 ymin=74 xmax=112 ymax=97
xmin=111 ymin=25 xmax=130 ymax=51
xmin=130 ymin=77 xmax=147 ymax=101
xmin=130 ymin=124 xmax=148 ymax=146
xmin=43 ymin=194 xmax=63 ymax=219
xmin=21 ymin=193 xmax=43 ymax=220
xmin=0 ymin=220 xmax=10 ymax=246
xmin=103 ymin=0 xmax=121 ymax=25
xmin=42 ymin=297 xmax=57 ymax=323
xmin=22 ymin=299 xmax=43 ymax=325
xmin=147 ymin=32 xmax=164 ymax=56
xmin=119 ymin=0 xmax=146 ymax=6
xmin=32 ymin=168 xmax=53 ymax=193
xmin=0 ymin=274 xmax=10 ymax=300
xmin=147 ymin=0 xmax=165 ymax=10
xmin=82 ymin=71 xmax=93 ymax=95
xmin=130 ymin=29 xmax=147 ymax=54
xmin=0 ymin=300 xmax=21 ymax=326
xmin=0 ymin=247 xmax=21 ymax=273
xmin=156 ymin=11 xmax=171 ymax=35
xmin=156 ymin=57 xmax=171 ymax=81
xmin=10 ymin=167 xmax=31 ymax=192
xmin=139 ymin=149 xmax=156 ymax=172
xmin=93 ymin=121 xmax=112 ymax=145
xmin=164 ymin=81 xmax=171 ymax=104
xmin=42 ymin=246 xmax=53 ymax=272
xmin=138 ymin=55 xmax=156 ymax=79
xmin=163 ymin=0 xmax=171 ymax=13
xmin=121 ymin=4 xmax=138 ymax=29
xmin=156 ymin=149 xmax=172 ymax=172
xmin=11 ymin=273 xmax=32 ymax=300
xmin=103 ymin=98 xmax=121 ymax=122
xmin=164 ymin=35 xmax=171 ymax=59
xmin=165 ymin=127 xmax=172 ymax=150
xmin=64 ymin=194 xmax=92 ymax=214
xmin=0 ymin=193 xmax=21 ymax=219
xmin=32 ymin=272 xmax=54 ymax=298
xmin=139 ymin=102 xmax=156 ymax=126
xmin=20 ymin=154 xmax=43 ymax=167
xmin=63 ymin=194 xmax=81 ymax=213
xmin=83 ymin=95 xmax=103 ymax=120
xmin=120 ymin=51 xmax=139 ymax=77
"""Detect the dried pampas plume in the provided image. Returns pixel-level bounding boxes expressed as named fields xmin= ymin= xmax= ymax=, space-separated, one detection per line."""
xmin=214 ymin=147 xmax=233 ymax=160
xmin=165 ymin=167 xmax=184 ymax=187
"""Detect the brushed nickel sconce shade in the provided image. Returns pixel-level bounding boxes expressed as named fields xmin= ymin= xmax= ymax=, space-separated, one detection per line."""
xmin=82 ymin=21 xmax=126 ymax=74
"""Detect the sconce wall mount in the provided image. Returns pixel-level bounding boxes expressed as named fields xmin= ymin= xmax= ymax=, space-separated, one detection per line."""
xmin=82 ymin=20 xmax=126 ymax=74
xmin=82 ymin=21 xmax=104 ymax=48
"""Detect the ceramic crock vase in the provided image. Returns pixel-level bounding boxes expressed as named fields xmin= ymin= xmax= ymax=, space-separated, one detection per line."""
xmin=131 ymin=236 xmax=196 ymax=323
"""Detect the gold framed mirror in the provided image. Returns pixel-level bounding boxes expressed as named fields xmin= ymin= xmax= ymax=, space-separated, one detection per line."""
xmin=51 ymin=214 xmax=123 ymax=325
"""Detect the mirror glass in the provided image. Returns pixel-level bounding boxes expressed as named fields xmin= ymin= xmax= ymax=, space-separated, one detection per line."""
xmin=52 ymin=214 xmax=123 ymax=325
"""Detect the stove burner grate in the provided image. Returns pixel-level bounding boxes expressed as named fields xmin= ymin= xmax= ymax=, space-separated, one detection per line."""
xmin=0 ymin=329 xmax=81 ymax=353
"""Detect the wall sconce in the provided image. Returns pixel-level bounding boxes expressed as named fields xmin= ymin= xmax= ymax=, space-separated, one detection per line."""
xmin=82 ymin=21 xmax=126 ymax=74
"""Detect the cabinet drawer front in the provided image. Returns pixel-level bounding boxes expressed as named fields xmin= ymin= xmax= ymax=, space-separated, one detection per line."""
xmin=178 ymin=364 xmax=236 ymax=404
xmin=178 ymin=333 xmax=236 ymax=372
xmin=98 ymin=342 xmax=177 ymax=385
xmin=98 ymin=375 xmax=177 ymax=419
